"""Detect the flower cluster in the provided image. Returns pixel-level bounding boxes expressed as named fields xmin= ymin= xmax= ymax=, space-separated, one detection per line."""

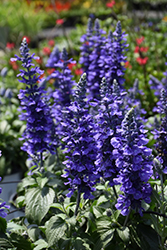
xmin=61 ymin=73 xmax=100 ymax=199
xmin=95 ymin=78 xmax=126 ymax=186
xmin=47 ymin=47 xmax=76 ymax=107
xmin=79 ymin=19 xmax=128 ymax=100
xmin=100 ymin=21 xmax=128 ymax=89
xmin=154 ymin=89 xmax=167 ymax=174
xmin=134 ymin=36 xmax=149 ymax=65
xmin=80 ymin=19 xmax=106 ymax=100
xmin=111 ymin=108 xmax=153 ymax=216
xmin=11 ymin=38 xmax=57 ymax=164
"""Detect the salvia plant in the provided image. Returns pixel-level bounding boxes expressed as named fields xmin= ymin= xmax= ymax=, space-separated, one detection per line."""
xmin=1 ymin=19 xmax=167 ymax=250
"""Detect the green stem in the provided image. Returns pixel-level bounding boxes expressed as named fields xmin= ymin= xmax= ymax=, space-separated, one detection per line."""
xmin=160 ymin=173 xmax=165 ymax=245
xmin=74 ymin=191 xmax=81 ymax=216
xmin=113 ymin=186 xmax=118 ymax=199
xmin=123 ymin=208 xmax=131 ymax=228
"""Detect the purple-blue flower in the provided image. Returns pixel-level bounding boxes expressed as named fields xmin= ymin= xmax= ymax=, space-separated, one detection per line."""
xmin=99 ymin=21 xmax=128 ymax=90
xmin=79 ymin=18 xmax=106 ymax=100
xmin=95 ymin=79 xmax=126 ymax=186
xmin=46 ymin=46 xmax=60 ymax=68
xmin=61 ymin=73 xmax=100 ymax=199
xmin=12 ymin=38 xmax=57 ymax=164
xmin=154 ymin=88 xmax=167 ymax=174
xmin=111 ymin=108 xmax=153 ymax=216
xmin=0 ymin=177 xmax=10 ymax=218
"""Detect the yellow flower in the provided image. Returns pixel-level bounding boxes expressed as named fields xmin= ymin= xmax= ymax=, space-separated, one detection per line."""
xmin=162 ymin=16 xmax=167 ymax=22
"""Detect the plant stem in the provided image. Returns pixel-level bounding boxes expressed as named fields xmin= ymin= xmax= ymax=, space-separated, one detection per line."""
xmin=74 ymin=191 xmax=81 ymax=216
xmin=123 ymin=208 xmax=131 ymax=227
xmin=1 ymin=181 xmax=21 ymax=184
xmin=113 ymin=186 xmax=118 ymax=199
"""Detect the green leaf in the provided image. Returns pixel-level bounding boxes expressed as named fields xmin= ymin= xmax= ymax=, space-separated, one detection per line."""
xmin=45 ymin=215 xmax=68 ymax=247
xmin=0 ymin=233 xmax=15 ymax=249
xmin=136 ymin=223 xmax=159 ymax=250
xmin=148 ymin=180 xmax=161 ymax=185
xmin=116 ymin=227 xmax=130 ymax=243
xmin=151 ymin=189 xmax=161 ymax=206
xmin=27 ymin=226 xmax=40 ymax=242
xmin=112 ymin=210 xmax=121 ymax=221
xmin=93 ymin=229 xmax=115 ymax=250
xmin=22 ymin=177 xmax=36 ymax=188
xmin=10 ymin=233 xmax=33 ymax=250
xmin=15 ymin=196 xmax=25 ymax=208
xmin=7 ymin=222 xmax=26 ymax=234
xmin=96 ymin=195 xmax=108 ymax=206
xmin=96 ymin=216 xmax=111 ymax=233
xmin=0 ymin=217 xmax=7 ymax=233
xmin=66 ymin=216 xmax=77 ymax=227
xmin=36 ymin=177 xmax=48 ymax=189
xmin=93 ymin=206 xmax=103 ymax=218
xmin=0 ymin=120 xmax=10 ymax=133
xmin=25 ymin=186 xmax=55 ymax=224
xmin=34 ymin=239 xmax=48 ymax=250
xmin=50 ymin=203 xmax=64 ymax=212
xmin=96 ymin=184 xmax=105 ymax=190
xmin=73 ymin=237 xmax=91 ymax=250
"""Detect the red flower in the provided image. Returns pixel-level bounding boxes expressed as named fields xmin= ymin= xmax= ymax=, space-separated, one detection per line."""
xmin=56 ymin=19 xmax=64 ymax=25
xmin=6 ymin=42 xmax=15 ymax=50
xmin=136 ymin=57 xmax=148 ymax=65
xmin=42 ymin=47 xmax=51 ymax=56
xmin=125 ymin=61 xmax=132 ymax=69
xmin=68 ymin=63 xmax=76 ymax=70
xmin=134 ymin=46 xmax=149 ymax=53
xmin=136 ymin=36 xmax=144 ymax=45
xmin=22 ymin=36 xmax=31 ymax=44
xmin=47 ymin=68 xmax=55 ymax=75
xmin=134 ymin=46 xmax=140 ymax=53
xmin=9 ymin=60 xmax=18 ymax=70
xmin=140 ymin=46 xmax=149 ymax=52
xmin=106 ymin=0 xmax=115 ymax=8
xmin=75 ymin=68 xmax=83 ymax=76
xmin=35 ymin=57 xmax=43 ymax=65
xmin=55 ymin=2 xmax=71 ymax=13
xmin=48 ymin=40 xmax=55 ymax=47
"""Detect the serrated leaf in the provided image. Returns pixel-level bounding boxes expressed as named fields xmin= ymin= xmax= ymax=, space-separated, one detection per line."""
xmin=96 ymin=216 xmax=111 ymax=232
xmin=45 ymin=215 xmax=68 ymax=247
xmin=25 ymin=186 xmax=55 ymax=224
xmin=116 ymin=227 xmax=130 ymax=242
xmin=93 ymin=206 xmax=103 ymax=218
xmin=0 ymin=236 xmax=15 ymax=249
xmin=93 ymin=229 xmax=115 ymax=250
xmin=34 ymin=239 xmax=48 ymax=250
xmin=7 ymin=222 xmax=25 ymax=234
